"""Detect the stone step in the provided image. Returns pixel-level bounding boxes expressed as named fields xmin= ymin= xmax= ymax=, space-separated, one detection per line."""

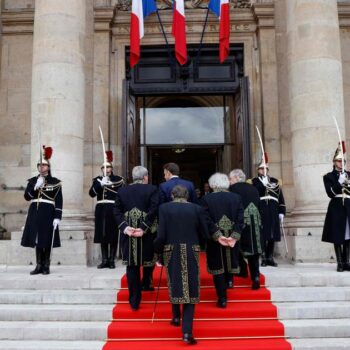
xmin=284 ymin=319 xmax=350 ymax=338
xmin=0 ymin=321 xmax=107 ymax=341
xmin=270 ymin=286 xmax=350 ymax=302
xmin=276 ymin=301 xmax=350 ymax=320
xmin=289 ymin=338 xmax=350 ymax=350
xmin=0 ymin=341 xmax=104 ymax=350
xmin=0 ymin=304 xmax=112 ymax=321
xmin=0 ymin=290 xmax=116 ymax=304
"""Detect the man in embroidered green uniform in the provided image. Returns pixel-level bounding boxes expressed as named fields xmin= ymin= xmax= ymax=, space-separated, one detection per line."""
xmin=201 ymin=173 xmax=244 ymax=307
xmin=113 ymin=166 xmax=159 ymax=310
xmin=154 ymin=185 xmax=212 ymax=345
xmin=229 ymin=169 xmax=262 ymax=289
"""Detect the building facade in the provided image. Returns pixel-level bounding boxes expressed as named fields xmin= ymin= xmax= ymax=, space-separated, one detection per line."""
xmin=0 ymin=0 xmax=350 ymax=264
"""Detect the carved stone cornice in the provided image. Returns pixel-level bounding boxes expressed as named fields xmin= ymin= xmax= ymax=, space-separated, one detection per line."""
xmin=114 ymin=0 xmax=252 ymax=12
xmin=1 ymin=9 xmax=34 ymax=35
xmin=94 ymin=6 xmax=115 ymax=32
xmin=252 ymin=2 xmax=274 ymax=29
xmin=338 ymin=1 xmax=350 ymax=28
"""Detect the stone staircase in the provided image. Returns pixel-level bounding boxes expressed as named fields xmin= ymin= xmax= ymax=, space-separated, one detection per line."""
xmin=0 ymin=263 xmax=349 ymax=350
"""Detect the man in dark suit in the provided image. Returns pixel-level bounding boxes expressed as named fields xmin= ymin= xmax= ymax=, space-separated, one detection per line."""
xmin=113 ymin=166 xmax=159 ymax=310
xmin=154 ymin=185 xmax=213 ymax=345
xmin=159 ymin=163 xmax=196 ymax=203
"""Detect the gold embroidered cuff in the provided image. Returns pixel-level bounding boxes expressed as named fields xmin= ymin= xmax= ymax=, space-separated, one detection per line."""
xmin=212 ymin=230 xmax=223 ymax=241
xmin=230 ymin=231 xmax=241 ymax=240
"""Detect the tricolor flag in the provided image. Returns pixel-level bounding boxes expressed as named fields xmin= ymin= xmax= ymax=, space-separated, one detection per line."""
xmin=208 ymin=0 xmax=230 ymax=63
xmin=130 ymin=0 xmax=157 ymax=68
xmin=172 ymin=0 xmax=187 ymax=65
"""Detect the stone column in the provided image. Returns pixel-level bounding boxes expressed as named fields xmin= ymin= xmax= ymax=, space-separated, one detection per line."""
xmin=284 ymin=0 xmax=346 ymax=261
xmin=30 ymin=0 xmax=86 ymax=213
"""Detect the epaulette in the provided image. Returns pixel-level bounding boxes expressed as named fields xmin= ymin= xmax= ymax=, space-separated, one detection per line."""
xmin=246 ymin=179 xmax=253 ymax=184
xmin=278 ymin=179 xmax=283 ymax=187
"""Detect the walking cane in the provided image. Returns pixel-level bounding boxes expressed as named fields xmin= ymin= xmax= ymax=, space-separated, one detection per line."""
xmin=151 ymin=264 xmax=164 ymax=323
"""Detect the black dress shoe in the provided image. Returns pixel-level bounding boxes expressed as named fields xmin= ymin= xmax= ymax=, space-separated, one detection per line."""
xmin=141 ymin=285 xmax=155 ymax=291
xmin=337 ymin=263 xmax=344 ymax=272
xmin=30 ymin=265 xmax=43 ymax=275
xmin=226 ymin=281 xmax=234 ymax=289
xmin=130 ymin=304 xmax=139 ymax=311
xmin=170 ymin=317 xmax=180 ymax=326
xmin=216 ymin=298 xmax=227 ymax=308
xmin=266 ymin=259 xmax=278 ymax=267
xmin=252 ymin=277 xmax=260 ymax=290
xmin=97 ymin=261 xmax=109 ymax=269
xmin=183 ymin=333 xmax=197 ymax=345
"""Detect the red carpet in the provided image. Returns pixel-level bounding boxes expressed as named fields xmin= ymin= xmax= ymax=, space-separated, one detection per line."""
xmin=103 ymin=254 xmax=292 ymax=350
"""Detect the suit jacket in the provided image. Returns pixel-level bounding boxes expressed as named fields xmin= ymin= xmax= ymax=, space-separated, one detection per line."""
xmin=159 ymin=177 xmax=196 ymax=204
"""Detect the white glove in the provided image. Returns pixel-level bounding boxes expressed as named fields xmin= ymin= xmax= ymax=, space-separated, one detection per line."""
xmin=34 ymin=176 xmax=45 ymax=190
xmin=261 ymin=176 xmax=269 ymax=186
xmin=99 ymin=176 xmax=110 ymax=187
xmin=279 ymin=213 xmax=284 ymax=222
xmin=53 ymin=219 xmax=60 ymax=230
xmin=338 ymin=172 xmax=347 ymax=185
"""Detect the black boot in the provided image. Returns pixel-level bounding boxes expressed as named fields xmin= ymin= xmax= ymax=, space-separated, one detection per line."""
xmin=266 ymin=241 xmax=278 ymax=267
xmin=261 ymin=242 xmax=268 ymax=266
xmin=109 ymin=243 xmax=117 ymax=269
xmin=343 ymin=241 xmax=350 ymax=271
xmin=98 ymin=243 xmax=109 ymax=269
xmin=42 ymin=248 xmax=51 ymax=275
xmin=213 ymin=274 xmax=227 ymax=308
xmin=334 ymin=244 xmax=344 ymax=272
xmin=30 ymin=247 xmax=43 ymax=275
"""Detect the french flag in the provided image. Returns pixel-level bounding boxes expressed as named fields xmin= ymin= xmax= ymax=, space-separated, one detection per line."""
xmin=209 ymin=0 xmax=230 ymax=63
xmin=172 ymin=0 xmax=187 ymax=65
xmin=130 ymin=0 xmax=157 ymax=68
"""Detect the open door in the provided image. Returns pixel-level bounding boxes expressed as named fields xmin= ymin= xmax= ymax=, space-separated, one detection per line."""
xmin=234 ymin=76 xmax=252 ymax=178
xmin=122 ymin=80 xmax=139 ymax=182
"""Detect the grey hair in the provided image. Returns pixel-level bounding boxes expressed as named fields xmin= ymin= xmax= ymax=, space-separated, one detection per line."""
xmin=229 ymin=169 xmax=246 ymax=183
xmin=208 ymin=173 xmax=230 ymax=190
xmin=132 ymin=166 xmax=148 ymax=181
xmin=171 ymin=185 xmax=189 ymax=200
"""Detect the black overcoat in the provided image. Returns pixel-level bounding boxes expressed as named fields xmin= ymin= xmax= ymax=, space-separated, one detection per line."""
xmin=21 ymin=175 xmax=63 ymax=249
xmin=201 ymin=191 xmax=244 ymax=275
xmin=252 ymin=176 xmax=286 ymax=242
xmin=230 ymin=182 xmax=262 ymax=256
xmin=114 ymin=183 xmax=159 ymax=266
xmin=89 ymin=174 xmax=124 ymax=243
xmin=322 ymin=169 xmax=350 ymax=244
xmin=154 ymin=201 xmax=210 ymax=304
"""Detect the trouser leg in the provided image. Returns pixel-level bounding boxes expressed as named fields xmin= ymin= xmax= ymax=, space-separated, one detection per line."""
xmin=142 ymin=265 xmax=155 ymax=290
xmin=97 ymin=243 xmax=109 ymax=269
xmin=266 ymin=241 xmax=278 ymax=267
xmin=109 ymin=243 xmax=117 ymax=269
xmin=30 ymin=247 xmax=44 ymax=275
xmin=248 ymin=254 xmax=260 ymax=289
xmin=334 ymin=244 xmax=344 ymax=272
xmin=126 ymin=266 xmax=141 ymax=309
xmin=182 ymin=304 xmax=195 ymax=335
xmin=42 ymin=247 xmax=51 ymax=275
xmin=343 ymin=240 xmax=350 ymax=271
xmin=238 ymin=252 xmax=248 ymax=277
xmin=213 ymin=274 xmax=227 ymax=308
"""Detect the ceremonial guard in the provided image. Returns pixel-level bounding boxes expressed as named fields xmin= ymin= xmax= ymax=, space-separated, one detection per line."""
xmin=251 ymin=152 xmax=286 ymax=267
xmin=201 ymin=173 xmax=244 ymax=307
xmin=114 ymin=166 xmax=159 ymax=310
xmin=229 ymin=169 xmax=262 ymax=289
xmin=21 ymin=146 xmax=63 ymax=275
xmin=322 ymin=141 xmax=350 ymax=272
xmin=89 ymin=151 xmax=124 ymax=269
xmin=159 ymin=163 xmax=197 ymax=203
xmin=154 ymin=185 xmax=211 ymax=345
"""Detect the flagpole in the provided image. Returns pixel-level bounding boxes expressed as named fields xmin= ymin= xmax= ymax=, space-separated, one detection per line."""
xmin=194 ymin=7 xmax=210 ymax=66
xmin=156 ymin=10 xmax=176 ymax=69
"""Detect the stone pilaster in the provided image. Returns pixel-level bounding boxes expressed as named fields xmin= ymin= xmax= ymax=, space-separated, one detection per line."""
xmin=282 ymin=0 xmax=346 ymax=262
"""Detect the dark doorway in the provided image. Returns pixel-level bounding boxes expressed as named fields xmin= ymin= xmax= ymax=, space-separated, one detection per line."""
xmin=148 ymin=147 xmax=221 ymax=190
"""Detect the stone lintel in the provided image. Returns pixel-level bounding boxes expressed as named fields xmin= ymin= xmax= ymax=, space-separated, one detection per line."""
xmin=252 ymin=3 xmax=275 ymax=29
xmin=1 ymin=9 xmax=34 ymax=35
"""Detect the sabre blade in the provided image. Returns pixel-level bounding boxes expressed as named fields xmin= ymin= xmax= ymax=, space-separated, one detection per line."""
xmin=99 ymin=126 xmax=107 ymax=177
xmin=332 ymin=115 xmax=345 ymax=173
xmin=255 ymin=125 xmax=267 ymax=177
